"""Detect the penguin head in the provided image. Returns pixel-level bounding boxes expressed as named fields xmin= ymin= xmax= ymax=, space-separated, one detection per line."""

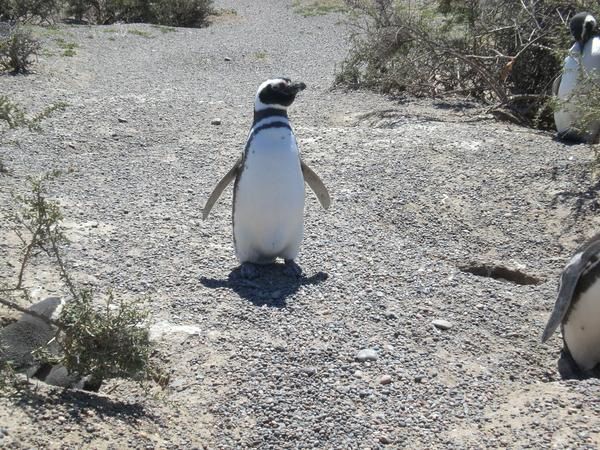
xmin=570 ymin=12 xmax=597 ymax=47
xmin=254 ymin=78 xmax=307 ymax=111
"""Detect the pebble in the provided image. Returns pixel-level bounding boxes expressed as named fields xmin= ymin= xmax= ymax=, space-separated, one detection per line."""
xmin=170 ymin=379 xmax=186 ymax=391
xmin=414 ymin=375 xmax=425 ymax=383
xmin=379 ymin=435 xmax=393 ymax=445
xmin=224 ymin=56 xmax=231 ymax=61
xmin=300 ymin=367 xmax=316 ymax=376
xmin=117 ymin=117 xmax=128 ymax=123
xmin=432 ymin=319 xmax=453 ymax=330
xmin=356 ymin=348 xmax=378 ymax=362
xmin=379 ymin=375 xmax=392 ymax=385
xmin=211 ymin=118 xmax=222 ymax=125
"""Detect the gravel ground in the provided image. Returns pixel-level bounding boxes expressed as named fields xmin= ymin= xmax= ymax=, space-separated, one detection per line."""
xmin=2 ymin=0 xmax=600 ymax=448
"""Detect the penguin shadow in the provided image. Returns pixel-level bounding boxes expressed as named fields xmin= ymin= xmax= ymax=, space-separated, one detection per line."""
xmin=200 ymin=263 xmax=328 ymax=308
xmin=433 ymin=99 xmax=479 ymax=111
xmin=551 ymin=134 xmax=588 ymax=146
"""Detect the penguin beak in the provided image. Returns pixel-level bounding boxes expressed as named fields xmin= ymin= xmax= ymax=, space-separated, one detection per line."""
xmin=287 ymin=81 xmax=307 ymax=95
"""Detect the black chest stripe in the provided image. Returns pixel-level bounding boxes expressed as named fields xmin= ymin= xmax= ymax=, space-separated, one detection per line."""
xmin=253 ymin=121 xmax=292 ymax=135
xmin=575 ymin=254 xmax=600 ymax=296
xmin=253 ymin=108 xmax=288 ymax=125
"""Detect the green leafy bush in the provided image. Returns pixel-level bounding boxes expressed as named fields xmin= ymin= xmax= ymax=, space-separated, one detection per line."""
xmin=0 ymin=95 xmax=28 ymax=128
xmin=1 ymin=172 xmax=161 ymax=390
xmin=58 ymin=290 xmax=153 ymax=387
xmin=0 ymin=24 xmax=41 ymax=73
xmin=337 ymin=0 xmax=600 ymax=127
xmin=0 ymin=96 xmax=67 ymax=130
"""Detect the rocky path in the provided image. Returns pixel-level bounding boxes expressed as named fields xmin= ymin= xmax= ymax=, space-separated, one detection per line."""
xmin=1 ymin=0 xmax=600 ymax=448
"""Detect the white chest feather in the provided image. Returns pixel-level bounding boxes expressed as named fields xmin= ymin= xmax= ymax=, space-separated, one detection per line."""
xmin=563 ymin=281 xmax=600 ymax=370
xmin=555 ymin=37 xmax=600 ymax=135
xmin=233 ymin=125 xmax=305 ymax=263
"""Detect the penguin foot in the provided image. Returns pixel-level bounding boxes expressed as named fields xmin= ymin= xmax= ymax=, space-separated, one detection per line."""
xmin=558 ymin=347 xmax=584 ymax=380
xmin=240 ymin=262 xmax=260 ymax=280
xmin=283 ymin=259 xmax=302 ymax=278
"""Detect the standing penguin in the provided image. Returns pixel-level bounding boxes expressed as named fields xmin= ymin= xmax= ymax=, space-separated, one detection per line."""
xmin=542 ymin=235 xmax=600 ymax=379
xmin=203 ymin=78 xmax=330 ymax=277
xmin=554 ymin=12 xmax=600 ymax=142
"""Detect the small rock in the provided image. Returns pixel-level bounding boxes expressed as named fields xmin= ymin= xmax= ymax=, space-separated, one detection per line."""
xmin=224 ymin=57 xmax=232 ymax=61
xmin=414 ymin=375 xmax=425 ymax=383
xmin=170 ymin=379 xmax=186 ymax=391
xmin=301 ymin=367 xmax=316 ymax=376
xmin=432 ymin=319 xmax=453 ymax=330
xmin=211 ymin=118 xmax=222 ymax=125
xmin=117 ymin=117 xmax=128 ymax=123
xmin=356 ymin=348 xmax=378 ymax=362
xmin=379 ymin=374 xmax=392 ymax=385
xmin=379 ymin=435 xmax=393 ymax=445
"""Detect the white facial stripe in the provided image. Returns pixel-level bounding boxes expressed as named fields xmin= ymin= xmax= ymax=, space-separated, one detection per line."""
xmin=50 ymin=297 xmax=66 ymax=321
xmin=254 ymin=78 xmax=291 ymax=112
xmin=585 ymin=14 xmax=596 ymax=27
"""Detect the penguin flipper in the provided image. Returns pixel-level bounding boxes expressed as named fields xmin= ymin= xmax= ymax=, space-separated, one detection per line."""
xmin=301 ymin=160 xmax=331 ymax=209
xmin=552 ymin=74 xmax=562 ymax=96
xmin=202 ymin=157 xmax=242 ymax=220
xmin=541 ymin=237 xmax=600 ymax=342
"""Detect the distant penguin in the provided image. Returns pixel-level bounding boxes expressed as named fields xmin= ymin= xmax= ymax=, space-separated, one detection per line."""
xmin=554 ymin=12 xmax=600 ymax=142
xmin=0 ymin=296 xmax=99 ymax=390
xmin=542 ymin=235 xmax=600 ymax=379
xmin=203 ymin=78 xmax=330 ymax=276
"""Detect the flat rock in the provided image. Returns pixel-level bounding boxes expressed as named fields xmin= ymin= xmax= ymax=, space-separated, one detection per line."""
xmin=379 ymin=374 xmax=392 ymax=385
xmin=149 ymin=321 xmax=202 ymax=341
xmin=432 ymin=319 xmax=453 ymax=330
xmin=355 ymin=348 xmax=378 ymax=362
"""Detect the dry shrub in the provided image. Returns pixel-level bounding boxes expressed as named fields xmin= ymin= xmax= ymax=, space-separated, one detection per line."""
xmin=64 ymin=0 xmax=213 ymax=26
xmin=0 ymin=0 xmax=61 ymax=23
xmin=0 ymin=24 xmax=40 ymax=73
xmin=337 ymin=0 xmax=600 ymax=127
xmin=150 ymin=0 xmax=212 ymax=28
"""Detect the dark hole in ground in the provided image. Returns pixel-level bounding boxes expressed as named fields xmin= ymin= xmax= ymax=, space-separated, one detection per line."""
xmin=459 ymin=262 xmax=542 ymax=286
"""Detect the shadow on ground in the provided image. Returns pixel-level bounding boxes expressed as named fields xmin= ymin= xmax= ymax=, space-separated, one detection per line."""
xmin=199 ymin=263 xmax=328 ymax=308
xmin=10 ymin=383 xmax=153 ymax=422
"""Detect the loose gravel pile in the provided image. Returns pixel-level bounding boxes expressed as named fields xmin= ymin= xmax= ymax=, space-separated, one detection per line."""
xmin=2 ymin=0 xmax=600 ymax=448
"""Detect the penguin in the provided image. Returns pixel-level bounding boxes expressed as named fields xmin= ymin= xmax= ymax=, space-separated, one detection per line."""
xmin=203 ymin=78 xmax=330 ymax=277
xmin=541 ymin=234 xmax=600 ymax=379
xmin=571 ymin=12 xmax=597 ymax=49
xmin=0 ymin=296 xmax=100 ymax=390
xmin=554 ymin=12 xmax=600 ymax=143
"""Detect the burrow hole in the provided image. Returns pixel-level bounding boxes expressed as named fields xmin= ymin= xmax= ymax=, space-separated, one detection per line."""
xmin=459 ymin=263 xmax=542 ymax=286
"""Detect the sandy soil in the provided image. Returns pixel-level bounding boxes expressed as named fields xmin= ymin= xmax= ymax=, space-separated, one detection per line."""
xmin=2 ymin=0 xmax=600 ymax=448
